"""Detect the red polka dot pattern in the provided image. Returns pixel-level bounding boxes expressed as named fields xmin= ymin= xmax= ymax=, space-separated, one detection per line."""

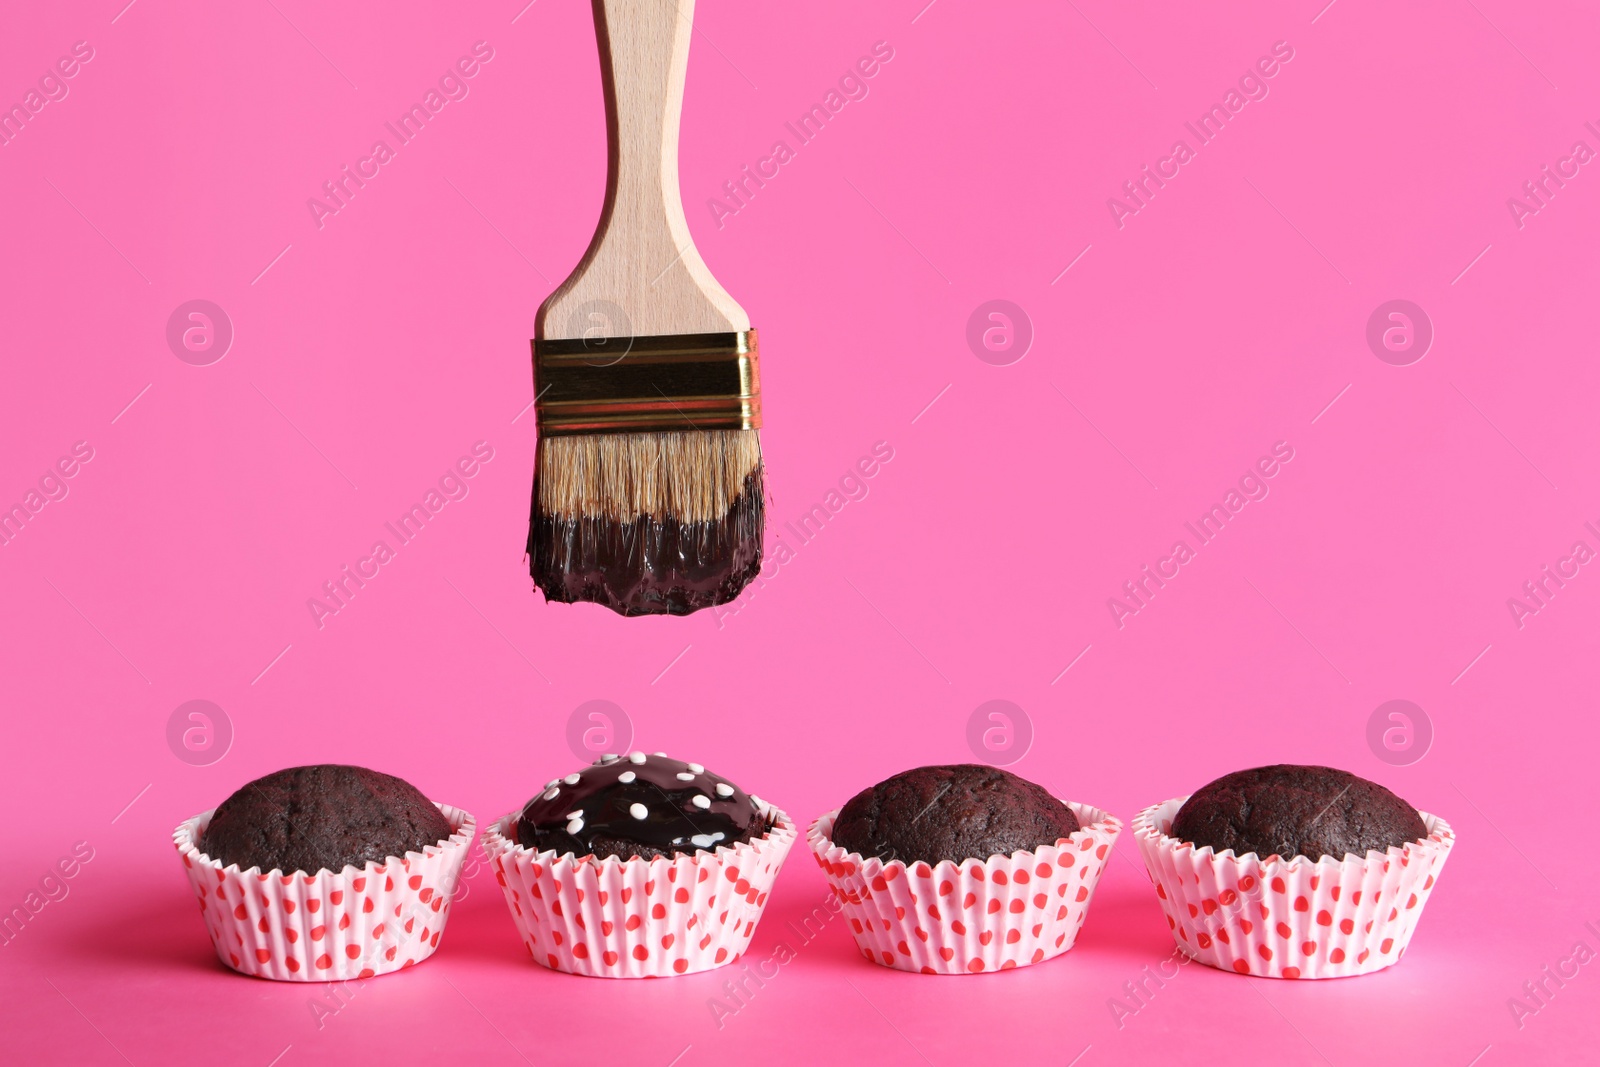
xmin=172 ymin=804 xmax=476 ymax=983
xmin=482 ymin=804 xmax=797 ymax=979
xmin=807 ymin=802 xmax=1122 ymax=976
xmin=1132 ymin=797 xmax=1456 ymax=980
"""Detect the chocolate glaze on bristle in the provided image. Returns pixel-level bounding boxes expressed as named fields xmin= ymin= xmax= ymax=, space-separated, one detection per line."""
xmin=529 ymin=468 xmax=763 ymax=616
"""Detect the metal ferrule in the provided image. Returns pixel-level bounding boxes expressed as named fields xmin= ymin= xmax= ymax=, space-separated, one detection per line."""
xmin=532 ymin=330 xmax=761 ymax=435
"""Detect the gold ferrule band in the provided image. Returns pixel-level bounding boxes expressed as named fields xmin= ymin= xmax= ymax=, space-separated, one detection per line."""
xmin=533 ymin=329 xmax=761 ymax=435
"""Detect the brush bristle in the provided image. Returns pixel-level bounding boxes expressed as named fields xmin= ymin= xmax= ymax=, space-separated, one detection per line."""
xmin=528 ymin=429 xmax=764 ymax=616
xmin=536 ymin=429 xmax=760 ymax=524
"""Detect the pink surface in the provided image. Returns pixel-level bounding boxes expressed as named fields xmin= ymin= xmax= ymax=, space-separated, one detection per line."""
xmin=2 ymin=1 xmax=1597 ymax=1064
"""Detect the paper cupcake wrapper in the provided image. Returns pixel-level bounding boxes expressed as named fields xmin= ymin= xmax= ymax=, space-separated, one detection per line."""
xmin=173 ymin=803 xmax=476 ymax=982
xmin=808 ymin=801 xmax=1122 ymax=975
xmin=1133 ymin=797 xmax=1454 ymax=979
xmin=482 ymin=802 xmax=797 ymax=978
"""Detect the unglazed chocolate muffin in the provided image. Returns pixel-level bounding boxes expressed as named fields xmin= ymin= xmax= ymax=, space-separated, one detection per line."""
xmin=830 ymin=764 xmax=1080 ymax=865
xmin=516 ymin=753 xmax=773 ymax=861
xmin=1170 ymin=764 xmax=1427 ymax=862
xmin=199 ymin=764 xmax=453 ymax=875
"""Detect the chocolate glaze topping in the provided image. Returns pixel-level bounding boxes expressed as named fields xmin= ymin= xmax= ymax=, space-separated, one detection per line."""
xmin=528 ymin=469 xmax=764 ymax=617
xmin=516 ymin=753 xmax=772 ymax=860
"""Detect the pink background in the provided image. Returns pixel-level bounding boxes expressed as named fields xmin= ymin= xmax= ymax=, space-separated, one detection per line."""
xmin=2 ymin=0 xmax=1597 ymax=1063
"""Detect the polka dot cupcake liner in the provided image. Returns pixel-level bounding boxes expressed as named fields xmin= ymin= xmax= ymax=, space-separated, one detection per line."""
xmin=482 ymin=801 xmax=797 ymax=978
xmin=173 ymin=803 xmax=476 ymax=982
xmin=808 ymin=801 xmax=1122 ymax=975
xmin=1132 ymin=797 xmax=1454 ymax=979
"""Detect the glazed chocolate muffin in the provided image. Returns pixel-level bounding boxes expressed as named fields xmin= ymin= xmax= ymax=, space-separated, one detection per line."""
xmin=517 ymin=753 xmax=772 ymax=861
xmin=200 ymin=765 xmax=453 ymax=875
xmin=1171 ymin=765 xmax=1427 ymax=862
xmin=831 ymin=764 xmax=1080 ymax=865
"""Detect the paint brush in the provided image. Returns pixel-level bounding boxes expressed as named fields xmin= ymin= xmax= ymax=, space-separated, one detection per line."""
xmin=528 ymin=0 xmax=763 ymax=616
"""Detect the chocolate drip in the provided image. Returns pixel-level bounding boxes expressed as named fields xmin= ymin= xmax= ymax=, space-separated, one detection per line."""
xmin=516 ymin=754 xmax=770 ymax=860
xmin=528 ymin=469 xmax=763 ymax=617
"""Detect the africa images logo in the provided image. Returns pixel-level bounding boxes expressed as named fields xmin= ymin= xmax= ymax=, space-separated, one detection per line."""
xmin=305 ymin=42 xmax=496 ymax=229
xmin=1106 ymin=40 xmax=1296 ymax=229
xmin=1106 ymin=441 xmax=1296 ymax=629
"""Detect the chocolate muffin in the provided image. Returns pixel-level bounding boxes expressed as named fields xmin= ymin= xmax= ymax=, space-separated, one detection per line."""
xmin=831 ymin=764 xmax=1080 ymax=865
xmin=1171 ymin=765 xmax=1427 ymax=862
xmin=200 ymin=765 xmax=453 ymax=875
xmin=517 ymin=753 xmax=772 ymax=860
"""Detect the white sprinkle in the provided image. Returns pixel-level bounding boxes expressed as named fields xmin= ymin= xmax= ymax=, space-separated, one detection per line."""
xmin=545 ymin=779 xmax=560 ymax=789
xmin=692 ymin=795 xmax=711 ymax=810
xmin=601 ymin=753 xmax=618 ymax=761
xmin=690 ymin=835 xmax=715 ymax=848
xmin=564 ymin=773 xmax=581 ymax=785
xmin=618 ymin=771 xmax=636 ymax=783
xmin=567 ymin=818 xmax=584 ymax=834
xmin=629 ymin=752 xmax=647 ymax=764
xmin=687 ymin=763 xmax=705 ymax=774
xmin=629 ymin=803 xmax=649 ymax=820
xmin=566 ymin=810 xmax=583 ymax=819
xmin=714 ymin=783 xmax=734 ymax=797
xmin=676 ymin=772 xmax=696 ymax=781
xmin=652 ymin=751 xmax=666 ymax=756
xmin=543 ymin=787 xmax=560 ymax=800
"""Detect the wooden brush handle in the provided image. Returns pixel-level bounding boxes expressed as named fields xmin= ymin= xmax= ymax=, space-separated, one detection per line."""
xmin=538 ymin=0 xmax=749 ymax=340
